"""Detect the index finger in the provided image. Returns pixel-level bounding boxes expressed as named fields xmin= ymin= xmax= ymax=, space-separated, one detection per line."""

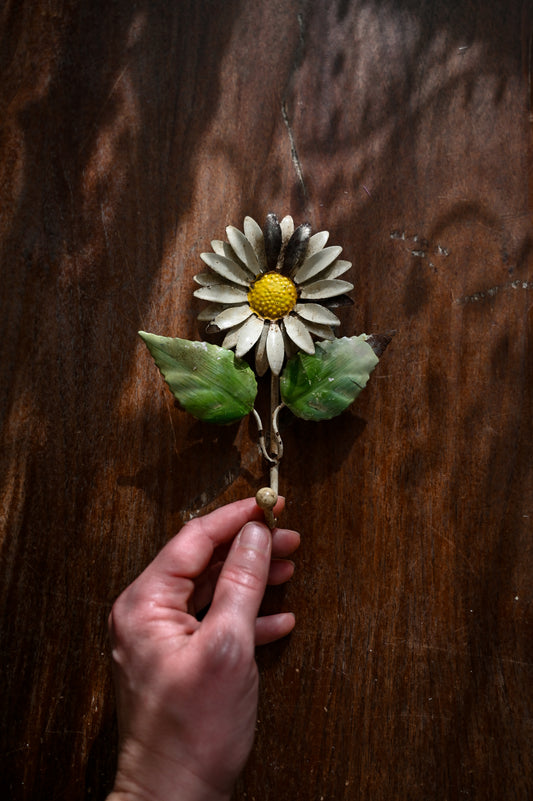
xmin=148 ymin=496 xmax=285 ymax=582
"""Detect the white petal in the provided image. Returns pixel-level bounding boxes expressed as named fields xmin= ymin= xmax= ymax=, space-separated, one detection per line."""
xmin=302 ymin=321 xmax=335 ymax=340
xmin=266 ymin=323 xmax=285 ymax=375
xmin=280 ymin=215 xmax=294 ymax=245
xmin=197 ymin=302 xmax=224 ymax=321
xmin=200 ymin=252 xmax=251 ymax=286
xmin=194 ymin=285 xmax=249 ymax=304
xmin=244 ymin=216 xmax=267 ymax=272
xmin=194 ymin=271 xmax=226 ymax=286
xmin=307 ymin=230 xmax=329 ymax=257
xmin=254 ymin=322 xmax=269 ymax=376
xmin=212 ymin=305 xmax=253 ymax=330
xmin=235 ymin=314 xmax=265 ymax=358
xmin=283 ymin=315 xmax=315 ymax=354
xmin=218 ymin=239 xmax=243 ymax=263
xmin=213 ymin=239 xmax=242 ymax=264
xmin=282 ymin=327 xmax=299 ymax=359
xmin=294 ymin=246 xmax=342 ymax=284
xmin=226 ymin=226 xmax=261 ymax=275
xmin=294 ymin=302 xmax=341 ymax=326
xmin=299 ymin=279 xmax=354 ymax=300
xmin=323 ymin=259 xmax=352 ymax=280
xmin=222 ymin=325 xmax=242 ymax=349
xmin=210 ymin=239 xmax=226 ymax=256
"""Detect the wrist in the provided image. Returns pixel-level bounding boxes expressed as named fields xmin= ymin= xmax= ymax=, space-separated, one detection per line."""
xmin=107 ymin=738 xmax=233 ymax=801
xmin=107 ymin=778 xmax=231 ymax=801
xmin=107 ymin=791 xmax=231 ymax=801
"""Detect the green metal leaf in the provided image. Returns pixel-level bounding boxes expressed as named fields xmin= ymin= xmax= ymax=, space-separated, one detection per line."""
xmin=280 ymin=335 xmax=380 ymax=421
xmin=139 ymin=332 xmax=257 ymax=424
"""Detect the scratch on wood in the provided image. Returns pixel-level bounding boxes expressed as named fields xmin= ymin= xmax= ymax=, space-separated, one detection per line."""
xmin=79 ymin=64 xmax=130 ymax=155
xmin=527 ymin=29 xmax=533 ymax=123
xmin=182 ymin=465 xmax=241 ymax=519
xmin=281 ymin=99 xmax=308 ymax=202
xmin=280 ymin=9 xmax=309 ymax=203
xmin=456 ymin=280 xmax=533 ymax=304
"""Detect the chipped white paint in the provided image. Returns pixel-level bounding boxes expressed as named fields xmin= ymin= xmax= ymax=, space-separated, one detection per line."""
xmin=456 ymin=280 xmax=533 ymax=304
xmin=390 ymin=230 xmax=450 ymax=260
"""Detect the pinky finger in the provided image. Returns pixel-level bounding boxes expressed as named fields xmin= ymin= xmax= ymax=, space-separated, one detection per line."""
xmin=255 ymin=612 xmax=296 ymax=646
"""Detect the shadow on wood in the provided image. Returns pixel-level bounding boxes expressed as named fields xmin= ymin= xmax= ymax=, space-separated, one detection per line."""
xmin=0 ymin=1 xmax=532 ymax=799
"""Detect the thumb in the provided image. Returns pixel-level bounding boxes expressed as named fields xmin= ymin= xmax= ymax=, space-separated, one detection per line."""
xmin=207 ymin=521 xmax=272 ymax=632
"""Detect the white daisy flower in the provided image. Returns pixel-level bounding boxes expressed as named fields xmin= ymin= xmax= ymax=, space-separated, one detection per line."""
xmin=193 ymin=213 xmax=354 ymax=376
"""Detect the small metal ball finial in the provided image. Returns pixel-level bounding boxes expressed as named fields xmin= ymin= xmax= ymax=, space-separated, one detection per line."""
xmin=255 ymin=487 xmax=278 ymax=529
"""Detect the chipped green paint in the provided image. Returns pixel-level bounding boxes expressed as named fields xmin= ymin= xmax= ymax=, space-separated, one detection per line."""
xmin=139 ymin=332 xmax=257 ymax=424
xmin=279 ymin=335 xmax=379 ymax=421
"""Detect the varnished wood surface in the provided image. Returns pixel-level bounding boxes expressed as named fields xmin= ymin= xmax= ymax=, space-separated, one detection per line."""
xmin=1 ymin=1 xmax=532 ymax=798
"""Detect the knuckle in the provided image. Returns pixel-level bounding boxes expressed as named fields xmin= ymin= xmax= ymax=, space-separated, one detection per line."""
xmin=223 ymin=562 xmax=265 ymax=593
xmin=108 ymin=584 xmax=148 ymax=643
xmin=203 ymin=625 xmax=251 ymax=675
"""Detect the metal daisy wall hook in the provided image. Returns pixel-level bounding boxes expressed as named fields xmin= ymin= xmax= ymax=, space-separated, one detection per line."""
xmin=139 ymin=212 xmax=393 ymax=528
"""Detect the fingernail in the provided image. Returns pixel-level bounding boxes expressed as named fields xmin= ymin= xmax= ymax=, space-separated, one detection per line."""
xmin=239 ymin=522 xmax=269 ymax=551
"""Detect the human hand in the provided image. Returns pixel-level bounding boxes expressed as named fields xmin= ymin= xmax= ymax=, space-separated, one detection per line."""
xmin=106 ymin=496 xmax=300 ymax=801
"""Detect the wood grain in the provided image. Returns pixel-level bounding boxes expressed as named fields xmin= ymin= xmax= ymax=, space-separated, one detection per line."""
xmin=0 ymin=1 xmax=532 ymax=799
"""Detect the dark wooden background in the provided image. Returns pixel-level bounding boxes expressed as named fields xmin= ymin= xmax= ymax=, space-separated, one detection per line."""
xmin=1 ymin=1 xmax=532 ymax=799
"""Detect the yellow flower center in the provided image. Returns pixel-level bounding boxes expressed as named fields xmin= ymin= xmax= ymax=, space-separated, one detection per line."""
xmin=248 ymin=272 xmax=298 ymax=320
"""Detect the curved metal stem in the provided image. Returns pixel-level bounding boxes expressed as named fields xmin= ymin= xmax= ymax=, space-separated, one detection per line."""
xmin=271 ymin=402 xmax=284 ymax=461
xmin=251 ymin=395 xmax=285 ymax=496
xmin=252 ymin=406 xmax=284 ymax=463
xmin=268 ymin=374 xmax=282 ymax=494
xmin=252 ymin=408 xmax=278 ymax=465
